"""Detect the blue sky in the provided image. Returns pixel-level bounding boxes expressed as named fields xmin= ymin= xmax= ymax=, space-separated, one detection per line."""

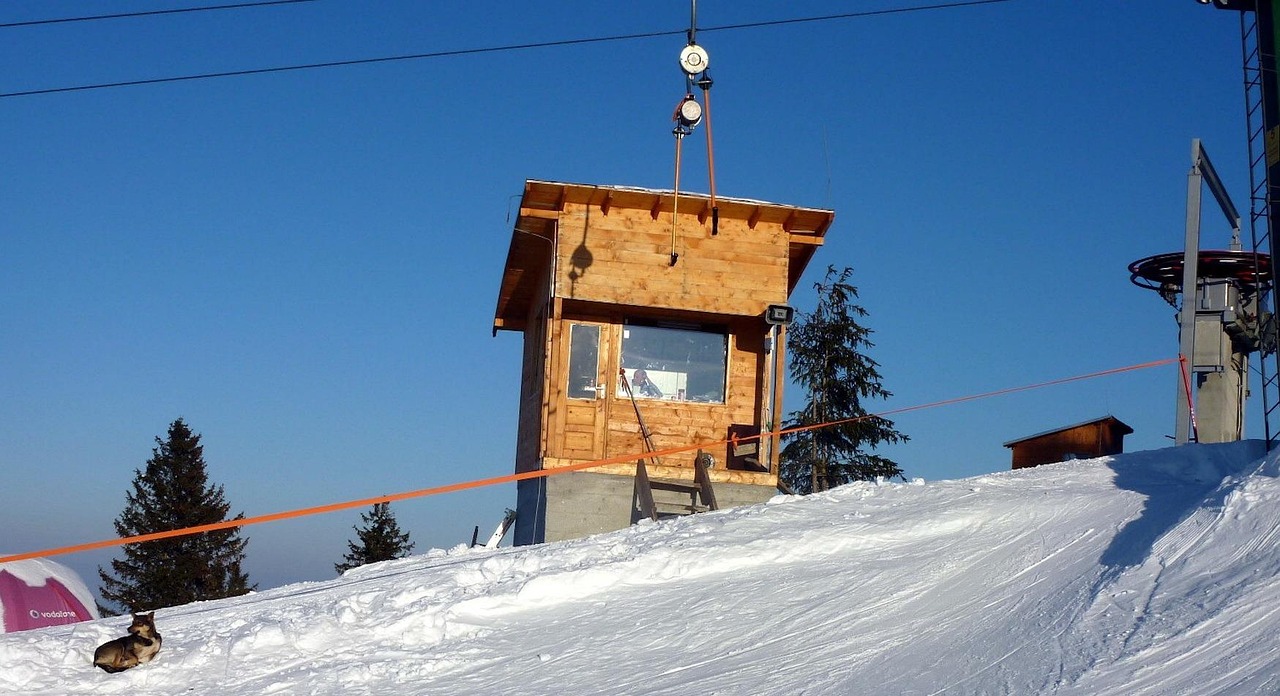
xmin=0 ymin=1 xmax=1255 ymax=594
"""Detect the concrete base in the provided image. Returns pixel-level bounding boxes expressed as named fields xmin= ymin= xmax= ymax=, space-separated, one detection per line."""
xmin=513 ymin=470 xmax=779 ymax=546
xmin=1195 ymin=362 xmax=1245 ymax=443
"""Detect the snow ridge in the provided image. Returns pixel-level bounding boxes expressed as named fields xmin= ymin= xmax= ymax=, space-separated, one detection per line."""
xmin=2 ymin=441 xmax=1277 ymax=695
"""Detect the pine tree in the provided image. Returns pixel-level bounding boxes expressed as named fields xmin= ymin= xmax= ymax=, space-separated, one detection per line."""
xmin=98 ymin=418 xmax=253 ymax=614
xmin=335 ymin=502 xmax=415 ymax=574
xmin=780 ymin=266 xmax=909 ymax=494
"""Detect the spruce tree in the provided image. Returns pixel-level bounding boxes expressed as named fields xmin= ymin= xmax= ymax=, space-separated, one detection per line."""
xmin=780 ymin=266 xmax=908 ymax=494
xmin=98 ymin=418 xmax=253 ymax=614
xmin=335 ymin=502 xmax=415 ymax=574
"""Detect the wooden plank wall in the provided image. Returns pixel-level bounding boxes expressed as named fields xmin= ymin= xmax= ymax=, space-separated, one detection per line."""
xmin=523 ymin=197 xmax=793 ymax=487
xmin=555 ymin=203 xmax=790 ymax=316
xmin=1010 ymin=423 xmax=1124 ymax=469
xmin=514 ymin=278 xmax=550 ymax=474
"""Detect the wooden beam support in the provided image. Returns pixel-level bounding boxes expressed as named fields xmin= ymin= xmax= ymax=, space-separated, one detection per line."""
xmin=698 ymin=201 xmax=711 ymax=225
xmin=747 ymin=206 xmax=763 ymax=229
xmin=782 ymin=210 xmax=798 ymax=233
xmin=650 ymin=196 xmax=663 ymax=220
xmin=770 ymin=324 xmax=787 ymax=474
xmin=813 ymin=214 xmax=833 ymax=237
xmin=788 ymin=234 xmax=825 ymax=246
xmin=693 ymin=450 xmax=718 ymax=510
xmin=635 ymin=460 xmax=659 ymax=522
xmin=601 ymin=190 xmax=613 ymax=215
xmin=519 ymin=207 xmax=560 ymax=221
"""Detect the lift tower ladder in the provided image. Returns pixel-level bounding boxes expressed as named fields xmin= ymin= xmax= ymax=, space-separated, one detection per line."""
xmin=1238 ymin=8 xmax=1280 ymax=449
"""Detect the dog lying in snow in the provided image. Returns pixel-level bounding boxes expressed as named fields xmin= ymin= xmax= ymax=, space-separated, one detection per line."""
xmin=93 ymin=612 xmax=162 ymax=673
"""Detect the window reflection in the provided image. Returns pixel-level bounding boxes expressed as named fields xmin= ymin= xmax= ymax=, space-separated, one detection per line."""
xmin=618 ymin=322 xmax=726 ymax=404
xmin=567 ymin=324 xmax=600 ymax=400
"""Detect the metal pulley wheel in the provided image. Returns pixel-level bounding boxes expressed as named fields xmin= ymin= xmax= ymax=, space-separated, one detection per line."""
xmin=679 ymin=44 xmax=709 ymax=75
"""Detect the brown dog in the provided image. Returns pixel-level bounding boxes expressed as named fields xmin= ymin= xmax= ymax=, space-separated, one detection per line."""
xmin=93 ymin=612 xmax=162 ymax=673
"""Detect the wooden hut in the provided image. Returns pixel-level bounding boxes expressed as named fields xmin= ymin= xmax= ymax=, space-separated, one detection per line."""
xmin=1003 ymin=416 xmax=1134 ymax=470
xmin=493 ymin=180 xmax=834 ymax=544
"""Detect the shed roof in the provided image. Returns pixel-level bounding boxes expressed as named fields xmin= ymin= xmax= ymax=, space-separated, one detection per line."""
xmin=1002 ymin=415 xmax=1134 ymax=448
xmin=493 ymin=180 xmax=835 ymax=334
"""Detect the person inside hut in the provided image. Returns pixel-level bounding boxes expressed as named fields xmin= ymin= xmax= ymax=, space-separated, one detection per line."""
xmin=632 ymin=369 xmax=664 ymax=398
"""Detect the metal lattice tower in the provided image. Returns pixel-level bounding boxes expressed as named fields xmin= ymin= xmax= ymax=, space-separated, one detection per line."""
xmin=1239 ymin=10 xmax=1280 ymax=448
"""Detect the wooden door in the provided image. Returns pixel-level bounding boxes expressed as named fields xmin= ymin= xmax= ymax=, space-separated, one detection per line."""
xmin=560 ymin=320 xmax=616 ymax=460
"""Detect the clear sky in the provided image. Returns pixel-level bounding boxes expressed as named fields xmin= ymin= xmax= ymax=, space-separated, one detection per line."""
xmin=0 ymin=1 xmax=1256 ymax=594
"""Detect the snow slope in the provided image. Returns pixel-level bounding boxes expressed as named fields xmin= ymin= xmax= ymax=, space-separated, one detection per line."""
xmin=2 ymin=441 xmax=1278 ymax=695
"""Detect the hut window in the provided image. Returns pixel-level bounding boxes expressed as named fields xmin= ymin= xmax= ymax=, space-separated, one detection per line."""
xmin=567 ymin=324 xmax=601 ymax=400
xmin=618 ymin=321 xmax=726 ymax=404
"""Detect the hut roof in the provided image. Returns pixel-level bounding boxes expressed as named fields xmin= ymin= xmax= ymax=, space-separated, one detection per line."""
xmin=493 ymin=180 xmax=835 ymax=334
xmin=1003 ymin=415 xmax=1134 ymax=448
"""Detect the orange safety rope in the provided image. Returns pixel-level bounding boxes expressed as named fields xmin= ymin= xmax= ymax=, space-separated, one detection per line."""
xmin=0 ymin=357 xmax=1177 ymax=565
xmin=1178 ymin=354 xmax=1199 ymax=441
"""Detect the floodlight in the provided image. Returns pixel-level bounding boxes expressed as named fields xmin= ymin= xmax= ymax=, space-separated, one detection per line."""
xmin=764 ymin=304 xmax=794 ymax=326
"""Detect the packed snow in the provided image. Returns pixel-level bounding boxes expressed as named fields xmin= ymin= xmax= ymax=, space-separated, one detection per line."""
xmin=2 ymin=441 xmax=1278 ymax=695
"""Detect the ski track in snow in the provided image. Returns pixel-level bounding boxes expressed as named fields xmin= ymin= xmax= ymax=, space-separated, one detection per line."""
xmin=1 ymin=440 xmax=1277 ymax=695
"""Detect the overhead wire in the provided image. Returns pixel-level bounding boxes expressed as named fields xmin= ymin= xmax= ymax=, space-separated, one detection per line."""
xmin=0 ymin=27 xmax=680 ymax=99
xmin=0 ymin=0 xmax=320 ymax=29
xmin=1 ymin=0 xmax=1016 ymax=99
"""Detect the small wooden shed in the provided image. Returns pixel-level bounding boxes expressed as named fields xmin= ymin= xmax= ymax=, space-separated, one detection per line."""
xmin=1003 ymin=416 xmax=1133 ymax=470
xmin=494 ymin=180 xmax=834 ymax=544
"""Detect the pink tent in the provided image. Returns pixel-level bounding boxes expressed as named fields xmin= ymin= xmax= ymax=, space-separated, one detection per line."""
xmin=0 ymin=558 xmax=98 ymax=633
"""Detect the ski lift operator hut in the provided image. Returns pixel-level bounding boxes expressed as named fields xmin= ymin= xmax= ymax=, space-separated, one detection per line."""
xmin=493 ymin=180 xmax=833 ymax=544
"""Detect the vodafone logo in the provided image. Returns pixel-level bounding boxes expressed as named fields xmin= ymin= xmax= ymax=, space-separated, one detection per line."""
xmin=29 ymin=609 xmax=78 ymax=619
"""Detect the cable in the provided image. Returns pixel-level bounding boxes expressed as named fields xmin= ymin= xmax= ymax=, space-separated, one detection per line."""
xmin=0 ymin=0 xmax=320 ymax=29
xmin=1 ymin=0 xmax=1016 ymax=99
xmin=0 ymin=28 xmax=681 ymax=99
xmin=671 ymin=122 xmax=685 ymax=266
xmin=702 ymin=0 xmax=1014 ymax=35
xmin=0 ymin=355 xmax=1172 ymax=565
xmin=702 ymin=78 xmax=718 ymax=232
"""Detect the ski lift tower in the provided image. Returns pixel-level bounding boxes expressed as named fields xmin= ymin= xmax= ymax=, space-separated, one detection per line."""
xmin=1129 ymin=139 xmax=1274 ymax=444
xmin=1201 ymin=0 xmax=1280 ymax=447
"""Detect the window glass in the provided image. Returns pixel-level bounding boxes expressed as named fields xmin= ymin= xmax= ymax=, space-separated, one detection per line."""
xmin=567 ymin=324 xmax=600 ymax=400
xmin=618 ymin=321 xmax=726 ymax=404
